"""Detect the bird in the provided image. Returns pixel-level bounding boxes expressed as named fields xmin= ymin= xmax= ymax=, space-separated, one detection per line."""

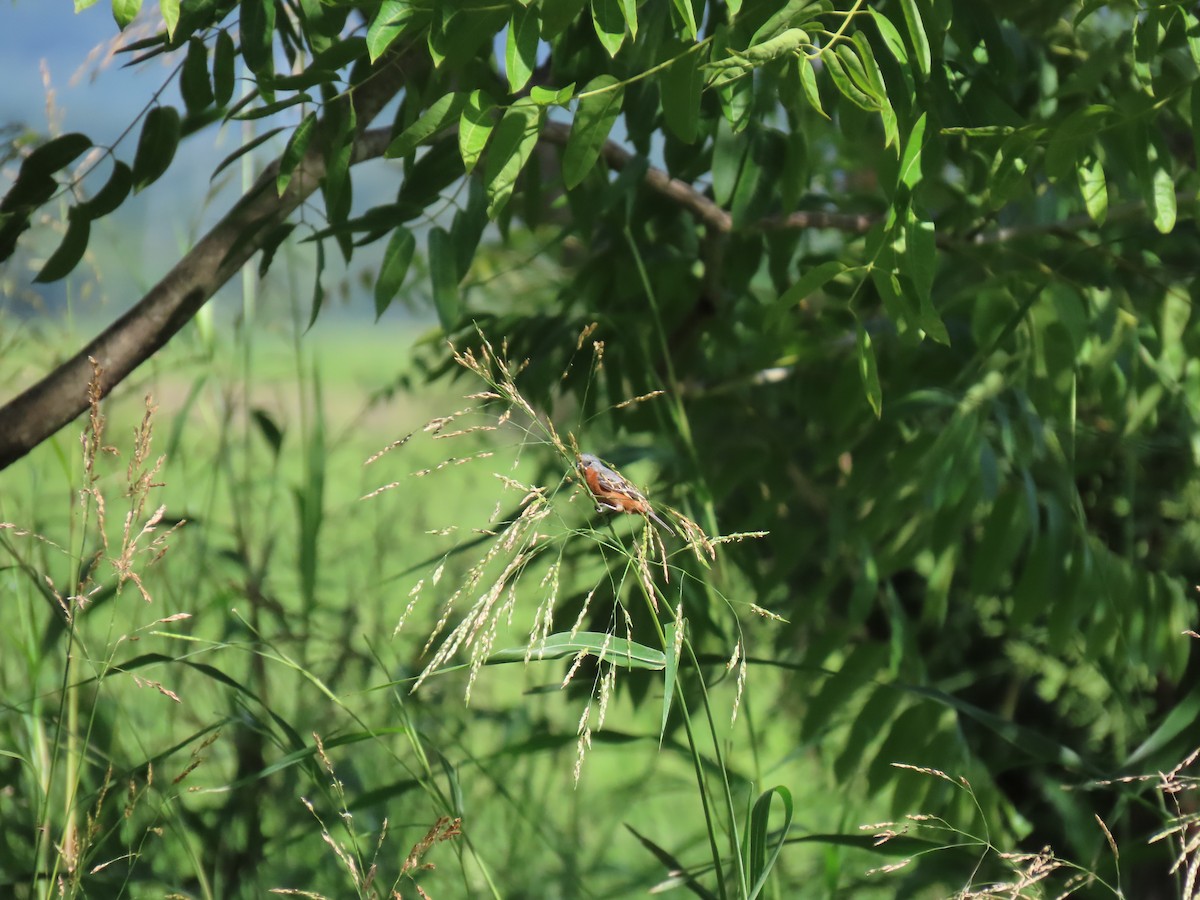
xmin=577 ymin=453 xmax=672 ymax=531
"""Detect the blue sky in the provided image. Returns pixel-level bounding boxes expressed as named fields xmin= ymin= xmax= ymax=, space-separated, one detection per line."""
xmin=3 ymin=3 xmax=154 ymax=143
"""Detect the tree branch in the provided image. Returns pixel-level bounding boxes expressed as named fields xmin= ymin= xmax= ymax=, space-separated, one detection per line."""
xmin=537 ymin=120 xmax=880 ymax=237
xmin=0 ymin=58 xmax=415 ymax=471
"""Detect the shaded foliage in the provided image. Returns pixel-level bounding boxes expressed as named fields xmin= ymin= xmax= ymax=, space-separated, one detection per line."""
xmin=5 ymin=0 xmax=1200 ymax=895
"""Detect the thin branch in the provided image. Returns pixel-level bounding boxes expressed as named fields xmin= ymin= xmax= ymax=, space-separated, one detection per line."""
xmin=539 ymin=120 xmax=733 ymax=233
xmin=538 ymin=120 xmax=880 ymax=236
xmin=0 ymin=58 xmax=416 ymax=471
xmin=962 ymin=190 xmax=1194 ymax=245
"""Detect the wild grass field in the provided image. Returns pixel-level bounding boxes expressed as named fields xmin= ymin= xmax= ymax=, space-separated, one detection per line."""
xmin=0 ymin=315 xmax=924 ymax=898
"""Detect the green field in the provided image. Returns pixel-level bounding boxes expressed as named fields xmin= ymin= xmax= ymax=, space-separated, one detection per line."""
xmin=1 ymin=318 xmax=908 ymax=898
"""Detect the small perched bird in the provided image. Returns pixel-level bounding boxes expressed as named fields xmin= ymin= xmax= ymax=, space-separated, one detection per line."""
xmin=577 ymin=452 xmax=671 ymax=531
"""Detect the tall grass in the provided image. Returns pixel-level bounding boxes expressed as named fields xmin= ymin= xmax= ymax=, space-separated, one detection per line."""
xmin=7 ymin=293 xmax=1196 ymax=897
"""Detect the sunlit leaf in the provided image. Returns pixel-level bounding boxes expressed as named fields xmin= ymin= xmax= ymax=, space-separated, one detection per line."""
xmin=112 ymin=0 xmax=142 ymax=29
xmin=484 ymin=98 xmax=542 ymax=216
xmin=898 ymin=0 xmax=931 ymax=78
xmin=1077 ymin=154 xmax=1107 ymax=224
xmin=506 ymin=4 xmax=539 ymax=92
xmin=591 ymin=0 xmax=625 ymax=58
xmin=459 ymin=89 xmax=496 ymax=174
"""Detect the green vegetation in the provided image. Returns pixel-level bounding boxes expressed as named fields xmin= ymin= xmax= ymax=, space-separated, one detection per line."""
xmin=6 ymin=0 xmax=1200 ymax=897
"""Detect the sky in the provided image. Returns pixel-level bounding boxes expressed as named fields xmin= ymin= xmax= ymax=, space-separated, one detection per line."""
xmin=3 ymin=3 xmax=165 ymax=149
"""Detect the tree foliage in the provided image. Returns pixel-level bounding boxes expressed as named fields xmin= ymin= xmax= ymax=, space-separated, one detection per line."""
xmin=5 ymin=0 xmax=1200 ymax=894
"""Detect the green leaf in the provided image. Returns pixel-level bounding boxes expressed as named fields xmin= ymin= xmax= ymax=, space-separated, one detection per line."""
xmin=1151 ymin=159 xmax=1175 ymax=234
xmin=618 ymin=0 xmax=637 ymax=38
xmin=267 ymin=38 xmax=368 ymax=90
xmin=750 ymin=0 xmax=812 ymax=44
xmin=506 ymin=5 xmax=539 ymax=92
xmin=899 ymin=683 xmax=1089 ymax=772
xmin=898 ymin=0 xmax=931 ymax=79
xmin=825 ymin=49 xmax=878 ymax=112
xmin=450 ymin=177 xmax=488 ymax=274
xmin=298 ymin=0 xmax=343 ymax=49
xmin=660 ymin=45 xmax=704 ymax=143
xmin=802 ymin=642 xmax=889 ymax=741
xmin=837 ymin=40 xmax=879 ymax=98
xmin=213 ymin=30 xmax=236 ymax=106
xmin=251 ymin=409 xmax=285 ymax=458
xmin=563 ymin=76 xmax=624 ymax=189
xmin=779 ymin=261 xmax=847 ymax=305
xmin=210 ymin=126 xmax=287 ymax=180
xmin=897 ymin=112 xmax=926 ymax=189
xmin=375 ymin=226 xmax=416 ymax=318
xmin=459 ymin=90 xmax=496 ymax=175
xmin=856 ymin=321 xmax=882 ymax=417
xmin=780 ymin=128 xmax=807 ymax=210
xmin=1077 ymin=154 xmax=1107 ymax=224
xmin=592 ymin=0 xmax=626 ymax=57
xmin=971 ymin=488 xmax=1029 ymax=593
xmin=871 ymin=10 xmax=908 ymax=64
xmin=240 ymin=0 xmax=276 ymax=77
xmin=1125 ymin=681 xmax=1200 ymax=769
xmin=397 ymin=135 xmax=465 ymax=209
xmin=797 ymin=57 xmax=827 ymax=119
xmin=257 ymin=221 xmax=295 ymax=278
xmin=429 ymin=2 xmax=507 ymax=70
xmin=34 ymin=213 xmax=90 ymax=283
xmin=746 ymin=786 xmax=793 ymax=900
xmin=323 ymin=103 xmax=356 ymax=233
xmin=112 ymin=0 xmax=142 ymax=29
xmin=387 ymin=93 xmax=465 ymax=158
xmin=429 ymin=226 xmax=460 ymax=330
xmin=493 ymin=631 xmax=667 ymax=669
xmin=660 ymin=619 xmax=679 ymax=744
xmin=161 ymin=0 xmax=180 ymax=38
xmin=367 ymin=0 xmax=420 ymax=62
xmin=711 ymin=115 xmax=742 ymax=207
xmin=230 ymin=93 xmax=314 ymax=120
xmin=132 ymin=106 xmax=181 ymax=192
xmin=75 ymin=160 xmax=132 ymax=220
xmin=739 ymin=27 xmax=808 ymax=64
xmin=307 ymin=238 xmax=326 ymax=329
xmin=1044 ymin=105 xmax=1111 ymax=182
xmin=181 ymin=38 xmax=213 ymax=114
xmin=277 ymin=112 xmax=316 ymax=196
xmin=909 ymin=278 xmax=949 ymax=346
xmin=484 ymin=98 xmax=542 ymax=216
xmin=541 ymin=0 xmax=588 ymax=40
xmin=906 ymin=214 xmax=938 ymax=317
xmin=671 ymin=0 xmax=698 ymax=40
xmin=25 ymin=133 xmax=93 ymax=176
xmin=530 ymin=83 xmax=576 ymax=106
